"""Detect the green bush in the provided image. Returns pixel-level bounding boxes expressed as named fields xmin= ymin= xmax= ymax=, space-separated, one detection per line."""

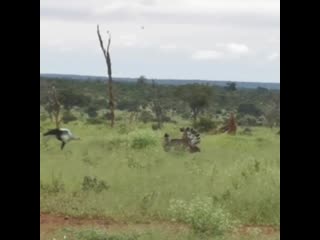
xmin=87 ymin=117 xmax=105 ymax=125
xmin=257 ymin=115 xmax=267 ymax=126
xmin=162 ymin=115 xmax=171 ymax=122
xmin=169 ymin=197 xmax=233 ymax=235
xmin=108 ymin=137 xmax=129 ymax=150
xmin=63 ymin=111 xmax=77 ymax=123
xmin=139 ymin=191 xmax=157 ymax=215
xmin=238 ymin=115 xmax=259 ymax=126
xmin=240 ymin=127 xmax=253 ymax=135
xmin=117 ymin=123 xmax=132 ymax=134
xmin=238 ymin=103 xmax=262 ymax=117
xmin=139 ymin=110 xmax=154 ymax=123
xmin=86 ymin=106 xmax=98 ymax=118
xmin=151 ymin=123 xmax=160 ymax=130
xmin=82 ymin=176 xmax=110 ymax=193
xmin=193 ymin=117 xmax=217 ymax=132
xmin=40 ymin=175 xmax=65 ymax=194
xmin=131 ymin=137 xmax=156 ymax=149
xmin=128 ymin=131 xmax=157 ymax=149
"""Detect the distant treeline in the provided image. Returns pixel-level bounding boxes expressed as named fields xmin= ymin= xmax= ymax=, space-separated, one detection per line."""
xmin=40 ymin=76 xmax=280 ymax=129
xmin=40 ymin=74 xmax=280 ymax=90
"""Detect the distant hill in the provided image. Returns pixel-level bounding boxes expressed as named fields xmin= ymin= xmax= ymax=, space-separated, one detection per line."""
xmin=40 ymin=73 xmax=280 ymax=90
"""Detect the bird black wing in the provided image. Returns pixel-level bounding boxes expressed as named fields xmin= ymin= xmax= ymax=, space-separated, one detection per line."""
xmin=43 ymin=129 xmax=60 ymax=136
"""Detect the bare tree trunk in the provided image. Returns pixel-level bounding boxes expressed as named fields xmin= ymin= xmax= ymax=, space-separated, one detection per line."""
xmin=48 ymin=86 xmax=62 ymax=129
xmin=97 ymin=25 xmax=115 ymax=127
xmin=151 ymin=80 xmax=163 ymax=129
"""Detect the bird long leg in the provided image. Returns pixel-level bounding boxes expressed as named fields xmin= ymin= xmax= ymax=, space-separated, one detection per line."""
xmin=61 ymin=142 xmax=66 ymax=150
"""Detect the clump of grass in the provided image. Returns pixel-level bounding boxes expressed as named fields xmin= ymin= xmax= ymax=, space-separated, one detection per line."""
xmin=117 ymin=123 xmax=133 ymax=135
xmin=128 ymin=130 xmax=157 ymax=149
xmin=40 ymin=174 xmax=65 ymax=194
xmin=169 ymin=197 xmax=234 ymax=235
xmin=82 ymin=176 xmax=110 ymax=193
xmin=139 ymin=191 xmax=158 ymax=216
xmin=108 ymin=137 xmax=129 ymax=150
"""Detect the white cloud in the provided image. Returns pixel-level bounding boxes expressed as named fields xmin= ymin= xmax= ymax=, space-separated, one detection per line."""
xmin=119 ymin=34 xmax=138 ymax=47
xmin=225 ymin=43 xmax=249 ymax=54
xmin=41 ymin=0 xmax=279 ymax=28
xmin=216 ymin=43 xmax=249 ymax=54
xmin=40 ymin=0 xmax=280 ymax=82
xmin=267 ymin=52 xmax=280 ymax=61
xmin=159 ymin=44 xmax=178 ymax=51
xmin=192 ymin=50 xmax=223 ymax=60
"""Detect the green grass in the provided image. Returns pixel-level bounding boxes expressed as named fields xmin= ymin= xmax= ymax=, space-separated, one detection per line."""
xmin=40 ymin=119 xmax=280 ymax=236
xmin=48 ymin=226 xmax=280 ymax=240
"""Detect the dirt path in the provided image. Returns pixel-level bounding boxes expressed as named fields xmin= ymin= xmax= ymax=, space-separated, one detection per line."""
xmin=40 ymin=212 xmax=279 ymax=240
xmin=40 ymin=212 xmax=189 ymax=239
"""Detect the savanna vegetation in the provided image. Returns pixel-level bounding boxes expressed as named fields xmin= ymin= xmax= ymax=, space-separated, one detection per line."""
xmin=40 ymin=76 xmax=280 ymax=240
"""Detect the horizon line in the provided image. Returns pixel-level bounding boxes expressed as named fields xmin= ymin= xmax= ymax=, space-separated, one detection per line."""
xmin=40 ymin=72 xmax=280 ymax=84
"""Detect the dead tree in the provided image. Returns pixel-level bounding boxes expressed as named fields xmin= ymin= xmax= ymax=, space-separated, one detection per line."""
xmin=97 ymin=25 xmax=115 ymax=127
xmin=48 ymin=86 xmax=62 ymax=128
xmin=151 ymin=80 xmax=163 ymax=129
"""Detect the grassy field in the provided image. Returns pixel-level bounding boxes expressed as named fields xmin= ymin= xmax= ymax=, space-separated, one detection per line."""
xmin=40 ymin=119 xmax=280 ymax=239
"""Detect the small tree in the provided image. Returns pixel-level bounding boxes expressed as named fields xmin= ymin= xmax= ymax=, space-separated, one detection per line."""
xmin=86 ymin=105 xmax=99 ymax=118
xmin=225 ymin=82 xmax=237 ymax=91
xmin=176 ymin=84 xmax=213 ymax=123
xmin=137 ymin=75 xmax=147 ymax=85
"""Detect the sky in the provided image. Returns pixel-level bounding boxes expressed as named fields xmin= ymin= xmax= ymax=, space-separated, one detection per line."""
xmin=40 ymin=0 xmax=280 ymax=83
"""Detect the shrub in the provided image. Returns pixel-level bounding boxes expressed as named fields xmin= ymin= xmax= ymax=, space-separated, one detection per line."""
xmin=117 ymin=123 xmax=131 ymax=134
xmin=139 ymin=191 xmax=157 ymax=215
xmin=108 ymin=137 xmax=129 ymax=150
xmin=193 ymin=117 xmax=217 ymax=132
xmin=139 ymin=110 xmax=154 ymax=123
xmin=87 ymin=117 xmax=105 ymax=125
xmin=82 ymin=176 xmax=110 ymax=193
xmin=128 ymin=131 xmax=157 ymax=149
xmin=238 ymin=115 xmax=259 ymax=126
xmin=238 ymin=103 xmax=262 ymax=117
xmin=151 ymin=123 xmax=160 ymax=130
xmin=240 ymin=127 xmax=253 ymax=135
xmin=162 ymin=115 xmax=171 ymax=122
xmin=257 ymin=115 xmax=267 ymax=126
xmin=105 ymin=112 xmax=114 ymax=120
xmin=63 ymin=111 xmax=77 ymax=123
xmin=131 ymin=137 xmax=156 ymax=149
xmin=169 ymin=197 xmax=233 ymax=235
xmin=40 ymin=175 xmax=65 ymax=194
xmin=86 ymin=106 xmax=98 ymax=118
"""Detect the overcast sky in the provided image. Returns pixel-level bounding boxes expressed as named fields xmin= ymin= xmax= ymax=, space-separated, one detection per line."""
xmin=40 ymin=0 xmax=280 ymax=82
